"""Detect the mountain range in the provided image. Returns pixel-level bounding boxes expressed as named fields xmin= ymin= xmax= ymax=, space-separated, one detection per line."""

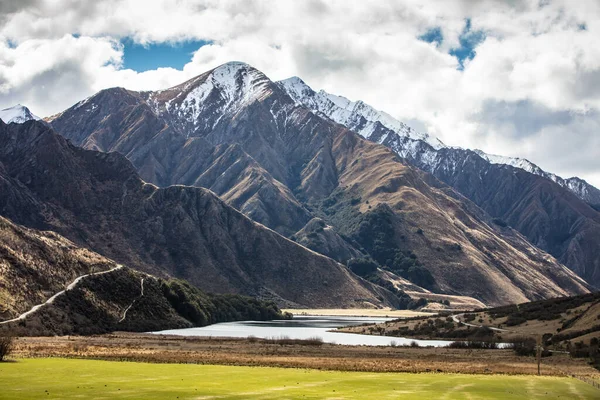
xmin=31 ymin=61 xmax=591 ymax=307
xmin=278 ymin=77 xmax=600 ymax=206
xmin=0 ymin=119 xmax=394 ymax=310
xmin=278 ymin=76 xmax=600 ymax=288
xmin=0 ymin=60 xmax=595 ymax=331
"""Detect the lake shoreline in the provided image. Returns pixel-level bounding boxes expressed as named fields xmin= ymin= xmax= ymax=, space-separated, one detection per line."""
xmin=282 ymin=308 xmax=435 ymax=318
xmin=149 ymin=316 xmax=454 ymax=347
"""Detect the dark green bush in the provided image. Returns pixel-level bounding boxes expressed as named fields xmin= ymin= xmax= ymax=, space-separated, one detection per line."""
xmin=509 ymin=337 xmax=536 ymax=356
xmin=347 ymin=257 xmax=378 ymax=277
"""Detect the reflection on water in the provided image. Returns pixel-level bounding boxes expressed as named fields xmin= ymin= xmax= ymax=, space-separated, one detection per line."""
xmin=151 ymin=316 xmax=453 ymax=347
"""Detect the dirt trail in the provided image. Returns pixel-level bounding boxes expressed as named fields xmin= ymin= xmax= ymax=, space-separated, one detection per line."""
xmin=0 ymin=265 xmax=123 ymax=325
xmin=119 ymin=277 xmax=145 ymax=323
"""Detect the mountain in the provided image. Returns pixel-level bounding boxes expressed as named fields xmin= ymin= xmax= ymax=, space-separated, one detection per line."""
xmin=278 ymin=77 xmax=600 ymax=206
xmin=278 ymin=76 xmax=600 ymax=288
xmin=0 ymin=104 xmax=40 ymax=124
xmin=47 ymin=62 xmax=590 ymax=306
xmin=0 ymin=215 xmax=287 ymax=336
xmin=0 ymin=119 xmax=395 ymax=309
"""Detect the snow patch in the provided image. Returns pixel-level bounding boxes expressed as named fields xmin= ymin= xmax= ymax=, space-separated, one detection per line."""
xmin=278 ymin=77 xmax=445 ymax=150
xmin=0 ymin=104 xmax=40 ymax=124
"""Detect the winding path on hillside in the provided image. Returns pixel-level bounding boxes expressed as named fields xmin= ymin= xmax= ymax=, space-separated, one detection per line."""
xmin=119 ymin=277 xmax=145 ymax=323
xmin=0 ymin=265 xmax=124 ymax=325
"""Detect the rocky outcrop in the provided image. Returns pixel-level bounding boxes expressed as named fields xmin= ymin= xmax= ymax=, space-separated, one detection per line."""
xmin=293 ymin=218 xmax=364 ymax=263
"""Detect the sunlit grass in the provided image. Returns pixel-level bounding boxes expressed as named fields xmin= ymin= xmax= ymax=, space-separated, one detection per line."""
xmin=0 ymin=358 xmax=597 ymax=399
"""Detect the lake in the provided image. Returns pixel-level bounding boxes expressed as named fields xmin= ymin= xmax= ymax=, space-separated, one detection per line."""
xmin=151 ymin=316 xmax=454 ymax=347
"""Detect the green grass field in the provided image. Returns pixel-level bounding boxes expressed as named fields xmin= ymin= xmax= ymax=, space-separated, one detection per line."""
xmin=0 ymin=358 xmax=597 ymax=399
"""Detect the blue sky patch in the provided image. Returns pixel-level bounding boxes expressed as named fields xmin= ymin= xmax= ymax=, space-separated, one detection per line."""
xmin=419 ymin=27 xmax=443 ymax=46
xmin=449 ymin=19 xmax=486 ymax=70
xmin=121 ymin=39 xmax=209 ymax=72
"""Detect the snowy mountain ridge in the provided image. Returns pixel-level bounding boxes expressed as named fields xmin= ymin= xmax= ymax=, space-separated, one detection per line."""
xmin=278 ymin=77 xmax=445 ymax=150
xmin=146 ymin=62 xmax=273 ymax=136
xmin=0 ymin=104 xmax=40 ymax=124
xmin=278 ymin=77 xmax=600 ymax=205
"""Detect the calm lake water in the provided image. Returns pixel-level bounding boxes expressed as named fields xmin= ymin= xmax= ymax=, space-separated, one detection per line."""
xmin=151 ymin=316 xmax=454 ymax=347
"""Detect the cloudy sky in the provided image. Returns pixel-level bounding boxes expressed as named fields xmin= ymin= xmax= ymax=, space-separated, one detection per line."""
xmin=1 ymin=0 xmax=599 ymax=187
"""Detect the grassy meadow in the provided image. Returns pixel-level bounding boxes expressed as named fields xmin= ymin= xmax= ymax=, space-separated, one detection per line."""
xmin=0 ymin=358 xmax=598 ymax=399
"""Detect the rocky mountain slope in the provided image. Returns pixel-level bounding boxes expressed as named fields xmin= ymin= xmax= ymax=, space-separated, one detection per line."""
xmin=47 ymin=62 xmax=590 ymax=306
xmin=0 ymin=216 xmax=115 ymax=321
xmin=0 ymin=216 xmax=287 ymax=336
xmin=0 ymin=119 xmax=394 ymax=309
xmin=279 ymin=77 xmax=600 ymax=288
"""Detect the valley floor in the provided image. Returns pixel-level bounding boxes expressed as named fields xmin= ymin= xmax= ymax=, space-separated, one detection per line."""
xmin=1 ymin=358 xmax=598 ymax=399
xmin=11 ymin=334 xmax=600 ymax=378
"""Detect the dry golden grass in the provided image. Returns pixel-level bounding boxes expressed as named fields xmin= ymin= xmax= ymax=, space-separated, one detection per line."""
xmin=0 ymin=216 xmax=114 ymax=319
xmin=341 ymin=296 xmax=600 ymax=347
xmin=10 ymin=334 xmax=599 ymax=380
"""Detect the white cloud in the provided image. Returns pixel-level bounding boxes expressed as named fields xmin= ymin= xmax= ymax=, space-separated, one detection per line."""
xmin=1 ymin=0 xmax=599 ymax=187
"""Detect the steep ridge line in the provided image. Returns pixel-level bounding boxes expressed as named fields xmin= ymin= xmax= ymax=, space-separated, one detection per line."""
xmin=0 ymin=265 xmax=124 ymax=325
xmin=119 ymin=277 xmax=145 ymax=323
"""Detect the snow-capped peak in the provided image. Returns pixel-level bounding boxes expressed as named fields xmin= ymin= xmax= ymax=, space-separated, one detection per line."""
xmin=277 ymin=77 xmax=445 ymax=150
xmin=278 ymin=76 xmax=314 ymax=101
xmin=207 ymin=61 xmax=271 ymax=102
xmin=0 ymin=104 xmax=40 ymax=124
xmin=146 ymin=62 xmax=274 ymax=137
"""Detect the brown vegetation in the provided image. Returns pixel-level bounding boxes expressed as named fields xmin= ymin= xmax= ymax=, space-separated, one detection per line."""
xmin=343 ymin=291 xmax=600 ymax=344
xmin=11 ymin=334 xmax=600 ymax=379
xmin=0 ymin=216 xmax=114 ymax=320
xmin=0 ymin=334 xmax=14 ymax=361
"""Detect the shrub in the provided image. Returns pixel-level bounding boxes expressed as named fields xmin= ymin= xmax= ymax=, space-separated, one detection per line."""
xmin=449 ymin=243 xmax=462 ymax=252
xmin=491 ymin=218 xmax=508 ymax=227
xmin=447 ymin=341 xmax=499 ymax=349
xmin=347 ymin=258 xmax=378 ymax=277
xmin=506 ymin=315 xmax=527 ymax=326
xmin=408 ymin=298 xmax=428 ymax=310
xmin=0 ymin=335 xmax=15 ymax=361
xmin=509 ymin=337 xmax=536 ymax=356
xmin=268 ymin=336 xmax=324 ymax=346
